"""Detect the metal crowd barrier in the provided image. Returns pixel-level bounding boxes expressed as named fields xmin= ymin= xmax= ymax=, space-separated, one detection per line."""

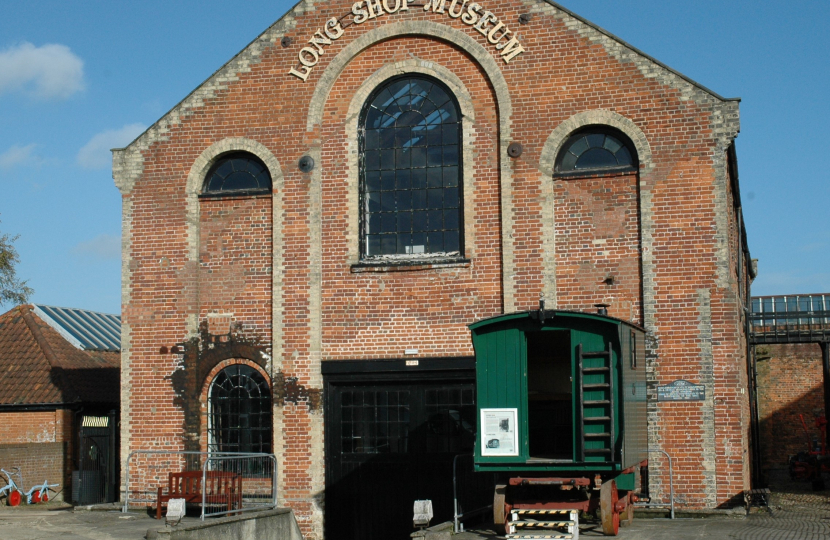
xmin=122 ymin=450 xmax=277 ymax=520
xmin=634 ymin=448 xmax=675 ymax=519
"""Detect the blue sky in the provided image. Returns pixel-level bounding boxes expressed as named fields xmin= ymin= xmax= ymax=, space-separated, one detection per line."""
xmin=0 ymin=0 xmax=827 ymax=315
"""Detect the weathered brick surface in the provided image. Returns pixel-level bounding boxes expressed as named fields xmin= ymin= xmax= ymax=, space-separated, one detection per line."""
xmin=756 ymin=343 xmax=824 ymax=472
xmin=114 ymin=1 xmax=752 ymax=536
xmin=0 ymin=410 xmax=73 ymax=501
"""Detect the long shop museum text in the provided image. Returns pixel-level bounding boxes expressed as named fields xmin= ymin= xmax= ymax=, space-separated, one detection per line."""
xmin=289 ymin=0 xmax=528 ymax=81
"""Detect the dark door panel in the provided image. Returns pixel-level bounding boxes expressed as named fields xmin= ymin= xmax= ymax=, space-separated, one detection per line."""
xmin=325 ymin=373 xmax=480 ymax=540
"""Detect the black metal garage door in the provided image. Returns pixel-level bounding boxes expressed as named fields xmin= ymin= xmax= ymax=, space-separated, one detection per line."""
xmin=323 ymin=359 xmax=482 ymax=540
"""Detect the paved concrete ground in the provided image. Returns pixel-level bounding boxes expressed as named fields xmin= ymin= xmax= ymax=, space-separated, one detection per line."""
xmin=456 ymin=513 xmax=826 ymax=540
xmin=1 ymin=479 xmax=829 ymax=539
xmin=457 ymin=479 xmax=830 ymax=540
xmin=0 ymin=505 xmax=201 ymax=540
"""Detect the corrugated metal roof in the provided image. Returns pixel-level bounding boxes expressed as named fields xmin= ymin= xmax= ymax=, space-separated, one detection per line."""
xmin=0 ymin=305 xmax=120 ymax=406
xmin=32 ymin=305 xmax=121 ymax=352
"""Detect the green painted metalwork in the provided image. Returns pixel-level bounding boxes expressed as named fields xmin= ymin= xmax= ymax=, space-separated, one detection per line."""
xmin=615 ymin=472 xmax=636 ymax=491
xmin=470 ymin=310 xmax=647 ymax=474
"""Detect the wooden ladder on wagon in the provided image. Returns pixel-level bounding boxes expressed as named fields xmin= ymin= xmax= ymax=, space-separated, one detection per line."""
xmin=577 ymin=343 xmax=615 ymax=463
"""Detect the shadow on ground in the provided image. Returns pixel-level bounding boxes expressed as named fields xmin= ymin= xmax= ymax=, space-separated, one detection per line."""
xmin=458 ymin=478 xmax=830 ymax=540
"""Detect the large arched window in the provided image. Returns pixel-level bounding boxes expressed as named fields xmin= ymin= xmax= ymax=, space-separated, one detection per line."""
xmin=555 ymin=128 xmax=637 ymax=175
xmin=208 ymin=364 xmax=272 ymax=453
xmin=360 ymin=76 xmax=463 ymax=259
xmin=201 ymin=152 xmax=272 ymax=197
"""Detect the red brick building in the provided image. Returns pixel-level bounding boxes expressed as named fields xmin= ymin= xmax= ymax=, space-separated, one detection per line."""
xmin=0 ymin=305 xmax=120 ymax=505
xmin=756 ymin=342 xmax=823 ymax=476
xmin=750 ymin=294 xmax=830 ymax=481
xmin=113 ymin=1 xmax=753 ymax=537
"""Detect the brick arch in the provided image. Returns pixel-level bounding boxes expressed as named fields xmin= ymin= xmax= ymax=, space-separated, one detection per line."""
xmin=538 ymin=110 xmax=653 ymax=176
xmin=185 ymin=137 xmax=284 ymax=256
xmin=306 ymin=20 xmax=511 ymax=132
xmin=304 ymin=19 xmax=521 ymax=318
xmin=297 ymin=23 xmax=518 ymax=525
xmin=180 ymin=138 xmax=285 ymax=338
xmin=537 ymin=110 xmax=653 ymax=325
xmin=341 ymin=59 xmax=478 ymax=264
xmin=198 ymin=358 xmax=273 ymax=452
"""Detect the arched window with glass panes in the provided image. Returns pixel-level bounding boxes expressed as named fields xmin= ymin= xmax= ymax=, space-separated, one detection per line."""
xmin=555 ymin=127 xmax=637 ymax=176
xmin=207 ymin=364 xmax=272 ymax=454
xmin=201 ymin=152 xmax=272 ymax=197
xmin=359 ymin=76 xmax=463 ymax=260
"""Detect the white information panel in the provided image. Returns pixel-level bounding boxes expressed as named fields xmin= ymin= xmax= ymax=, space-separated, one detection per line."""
xmin=480 ymin=408 xmax=518 ymax=456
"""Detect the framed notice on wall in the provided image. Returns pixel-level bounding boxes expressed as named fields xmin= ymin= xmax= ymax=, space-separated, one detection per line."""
xmin=480 ymin=408 xmax=518 ymax=456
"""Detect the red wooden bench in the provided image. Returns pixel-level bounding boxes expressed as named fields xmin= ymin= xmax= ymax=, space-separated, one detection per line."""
xmin=155 ymin=471 xmax=242 ymax=519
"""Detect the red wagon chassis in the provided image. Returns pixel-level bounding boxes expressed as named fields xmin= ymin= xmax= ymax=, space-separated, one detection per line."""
xmin=496 ymin=462 xmax=646 ymax=537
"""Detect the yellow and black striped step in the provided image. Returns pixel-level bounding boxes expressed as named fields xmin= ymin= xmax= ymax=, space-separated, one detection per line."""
xmin=505 ymin=534 xmax=575 ymax=540
xmin=506 ymin=509 xmax=580 ymax=539
xmin=510 ymin=509 xmax=579 ymax=521
xmin=508 ymin=521 xmax=575 ymax=533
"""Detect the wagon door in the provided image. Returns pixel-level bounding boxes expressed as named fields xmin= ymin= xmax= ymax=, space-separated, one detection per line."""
xmin=525 ymin=330 xmax=574 ymax=460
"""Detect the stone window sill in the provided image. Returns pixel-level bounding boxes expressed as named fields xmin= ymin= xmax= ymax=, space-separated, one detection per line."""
xmin=351 ymin=259 xmax=471 ymax=273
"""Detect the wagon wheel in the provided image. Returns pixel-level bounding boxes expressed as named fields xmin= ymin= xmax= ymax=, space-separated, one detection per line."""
xmin=31 ymin=490 xmax=41 ymax=504
xmin=600 ymin=480 xmax=620 ymax=536
xmin=493 ymin=484 xmax=507 ymax=535
xmin=8 ymin=490 xmax=21 ymax=507
xmin=41 ymin=492 xmax=48 ymax=503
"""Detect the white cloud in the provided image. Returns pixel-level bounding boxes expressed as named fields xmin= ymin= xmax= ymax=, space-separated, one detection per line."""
xmin=71 ymin=234 xmax=121 ymax=261
xmin=0 ymin=144 xmax=38 ymax=169
xmin=77 ymin=123 xmax=146 ymax=169
xmin=0 ymin=42 xmax=85 ymax=100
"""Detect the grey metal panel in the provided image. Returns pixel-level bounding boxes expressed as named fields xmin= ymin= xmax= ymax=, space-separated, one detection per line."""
xmin=33 ymin=305 xmax=121 ymax=352
xmin=620 ymin=325 xmax=648 ymax=469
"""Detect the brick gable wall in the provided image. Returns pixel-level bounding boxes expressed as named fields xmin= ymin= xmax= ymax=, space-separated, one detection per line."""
xmin=114 ymin=1 xmax=750 ymax=536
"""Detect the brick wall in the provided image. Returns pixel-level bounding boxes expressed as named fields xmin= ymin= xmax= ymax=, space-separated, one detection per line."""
xmin=756 ymin=343 xmax=824 ymax=473
xmin=0 ymin=410 xmax=73 ymax=501
xmin=554 ymin=171 xmax=641 ymax=323
xmin=114 ymin=1 xmax=751 ymax=536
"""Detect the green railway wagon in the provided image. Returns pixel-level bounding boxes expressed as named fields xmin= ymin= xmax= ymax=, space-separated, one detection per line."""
xmin=469 ymin=308 xmax=648 ymax=536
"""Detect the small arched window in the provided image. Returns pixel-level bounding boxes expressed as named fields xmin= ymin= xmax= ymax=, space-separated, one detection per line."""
xmin=360 ymin=75 xmax=463 ymax=259
xmin=555 ymin=128 xmax=637 ymax=175
xmin=202 ymin=152 xmax=272 ymax=196
xmin=208 ymin=364 xmax=272 ymax=453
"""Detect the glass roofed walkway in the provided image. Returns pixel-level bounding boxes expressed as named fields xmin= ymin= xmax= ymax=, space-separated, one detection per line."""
xmin=750 ymin=294 xmax=830 ymax=344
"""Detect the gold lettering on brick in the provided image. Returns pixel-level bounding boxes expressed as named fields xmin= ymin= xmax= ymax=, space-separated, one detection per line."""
xmin=447 ymin=0 xmax=468 ymax=19
xmin=289 ymin=1 xmax=526 ymax=81
xmin=423 ymin=0 xmax=447 ymax=14
xmin=497 ymin=36 xmax=525 ymax=63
